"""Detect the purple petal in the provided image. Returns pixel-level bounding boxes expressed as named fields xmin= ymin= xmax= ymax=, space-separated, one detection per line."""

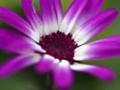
xmin=71 ymin=63 xmax=116 ymax=81
xmin=35 ymin=54 xmax=58 ymax=74
xmin=52 ymin=0 xmax=63 ymax=24
xmin=74 ymin=35 xmax=120 ymax=60
xmin=39 ymin=0 xmax=63 ymax=34
xmin=0 ymin=28 xmax=45 ymax=54
xmin=76 ymin=0 xmax=104 ymax=25
xmin=59 ymin=0 xmax=88 ymax=34
xmin=21 ymin=0 xmax=43 ymax=40
xmin=40 ymin=0 xmax=63 ymax=23
xmin=92 ymin=34 xmax=120 ymax=43
xmin=85 ymin=0 xmax=104 ymax=15
xmin=85 ymin=0 xmax=104 ymax=14
xmin=73 ymin=8 xmax=118 ymax=45
xmin=53 ymin=60 xmax=73 ymax=89
xmin=21 ymin=0 xmax=42 ymax=31
xmin=21 ymin=0 xmax=41 ymax=25
xmin=0 ymin=54 xmax=41 ymax=78
xmin=0 ymin=6 xmax=34 ymax=39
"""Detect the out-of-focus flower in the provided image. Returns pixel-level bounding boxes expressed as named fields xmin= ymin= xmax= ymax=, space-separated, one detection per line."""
xmin=0 ymin=0 xmax=119 ymax=89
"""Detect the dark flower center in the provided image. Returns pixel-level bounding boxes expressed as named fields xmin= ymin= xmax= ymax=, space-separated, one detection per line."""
xmin=40 ymin=31 xmax=78 ymax=63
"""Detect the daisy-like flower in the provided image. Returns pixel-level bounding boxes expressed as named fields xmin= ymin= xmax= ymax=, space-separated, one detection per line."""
xmin=0 ymin=0 xmax=119 ymax=89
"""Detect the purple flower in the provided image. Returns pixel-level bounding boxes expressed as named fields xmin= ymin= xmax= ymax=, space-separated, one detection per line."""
xmin=0 ymin=0 xmax=119 ymax=89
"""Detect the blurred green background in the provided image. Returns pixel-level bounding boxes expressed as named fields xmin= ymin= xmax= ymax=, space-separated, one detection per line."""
xmin=0 ymin=0 xmax=120 ymax=90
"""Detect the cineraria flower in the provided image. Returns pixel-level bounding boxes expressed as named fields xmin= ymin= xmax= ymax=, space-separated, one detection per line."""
xmin=0 ymin=0 xmax=119 ymax=89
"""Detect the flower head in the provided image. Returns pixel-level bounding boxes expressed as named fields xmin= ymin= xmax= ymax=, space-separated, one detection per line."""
xmin=0 ymin=0 xmax=119 ymax=89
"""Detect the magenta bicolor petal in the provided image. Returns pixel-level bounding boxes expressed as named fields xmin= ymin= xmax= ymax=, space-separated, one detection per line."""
xmin=71 ymin=63 xmax=116 ymax=81
xmin=92 ymin=34 xmax=120 ymax=43
xmin=53 ymin=0 xmax=63 ymax=24
xmin=0 ymin=54 xmax=41 ymax=78
xmin=74 ymin=35 xmax=120 ymax=60
xmin=21 ymin=0 xmax=43 ymax=41
xmin=85 ymin=0 xmax=104 ymax=15
xmin=59 ymin=0 xmax=88 ymax=34
xmin=35 ymin=55 xmax=58 ymax=74
xmin=40 ymin=0 xmax=63 ymax=23
xmin=21 ymin=0 xmax=41 ymax=27
xmin=53 ymin=60 xmax=73 ymax=89
xmin=73 ymin=8 xmax=118 ymax=45
xmin=0 ymin=6 xmax=34 ymax=39
xmin=40 ymin=0 xmax=63 ymax=35
xmin=0 ymin=28 xmax=45 ymax=54
xmin=85 ymin=0 xmax=104 ymax=14
xmin=76 ymin=0 xmax=104 ymax=26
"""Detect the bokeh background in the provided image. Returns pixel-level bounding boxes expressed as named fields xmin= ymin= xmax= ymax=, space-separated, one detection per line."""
xmin=0 ymin=0 xmax=120 ymax=90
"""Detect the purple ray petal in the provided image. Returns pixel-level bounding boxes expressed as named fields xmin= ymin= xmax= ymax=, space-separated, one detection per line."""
xmin=0 ymin=6 xmax=34 ymax=39
xmin=21 ymin=0 xmax=42 ymax=30
xmin=74 ymin=35 xmax=120 ymax=60
xmin=85 ymin=0 xmax=104 ymax=15
xmin=59 ymin=0 xmax=88 ymax=34
xmin=39 ymin=0 xmax=63 ymax=34
xmin=0 ymin=54 xmax=41 ymax=78
xmin=76 ymin=0 xmax=104 ymax=26
xmin=40 ymin=0 xmax=63 ymax=23
xmin=85 ymin=0 xmax=104 ymax=14
xmin=35 ymin=54 xmax=58 ymax=74
xmin=52 ymin=0 xmax=63 ymax=24
xmin=0 ymin=28 xmax=45 ymax=54
xmin=71 ymin=63 xmax=116 ymax=81
xmin=21 ymin=0 xmax=41 ymax=25
xmin=53 ymin=60 xmax=73 ymax=89
xmin=21 ymin=0 xmax=43 ymax=40
xmin=92 ymin=34 xmax=120 ymax=43
xmin=73 ymin=8 xmax=118 ymax=45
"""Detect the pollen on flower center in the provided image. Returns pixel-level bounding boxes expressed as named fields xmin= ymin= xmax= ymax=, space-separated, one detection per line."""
xmin=40 ymin=31 xmax=78 ymax=62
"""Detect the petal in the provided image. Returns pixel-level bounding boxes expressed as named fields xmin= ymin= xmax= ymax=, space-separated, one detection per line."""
xmin=92 ymin=34 xmax=120 ymax=43
xmin=83 ymin=0 xmax=104 ymax=15
xmin=74 ymin=35 xmax=120 ymax=61
xmin=21 ymin=0 xmax=41 ymax=26
xmin=73 ymin=8 xmax=118 ymax=45
xmin=35 ymin=54 xmax=59 ymax=74
xmin=75 ymin=0 xmax=104 ymax=28
xmin=59 ymin=0 xmax=88 ymax=34
xmin=21 ymin=0 xmax=43 ymax=40
xmin=51 ymin=0 xmax=63 ymax=24
xmin=0 ymin=28 xmax=45 ymax=54
xmin=83 ymin=0 xmax=104 ymax=16
xmin=40 ymin=0 xmax=63 ymax=35
xmin=0 ymin=54 xmax=41 ymax=78
xmin=71 ymin=63 xmax=116 ymax=81
xmin=0 ymin=6 xmax=34 ymax=39
xmin=53 ymin=60 xmax=73 ymax=89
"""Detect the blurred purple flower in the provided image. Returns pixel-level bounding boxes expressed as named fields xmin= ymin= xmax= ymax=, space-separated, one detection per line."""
xmin=0 ymin=0 xmax=119 ymax=89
